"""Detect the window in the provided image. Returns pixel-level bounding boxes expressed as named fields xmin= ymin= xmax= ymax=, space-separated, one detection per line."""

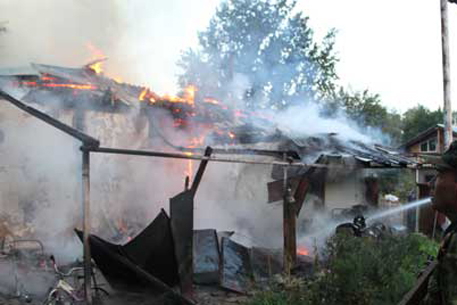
xmin=420 ymin=138 xmax=438 ymax=152
xmin=420 ymin=142 xmax=428 ymax=152
xmin=429 ymin=138 xmax=437 ymax=151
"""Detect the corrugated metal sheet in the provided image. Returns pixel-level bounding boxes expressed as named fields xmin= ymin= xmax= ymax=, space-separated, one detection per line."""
xmin=287 ymin=134 xmax=417 ymax=168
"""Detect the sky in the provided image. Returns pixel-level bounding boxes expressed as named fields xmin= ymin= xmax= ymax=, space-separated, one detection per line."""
xmin=298 ymin=0 xmax=457 ymax=113
xmin=1 ymin=0 xmax=456 ymax=114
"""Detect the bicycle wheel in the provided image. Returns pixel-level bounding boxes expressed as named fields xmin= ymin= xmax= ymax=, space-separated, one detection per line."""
xmin=42 ymin=290 xmax=76 ymax=305
xmin=92 ymin=286 xmax=109 ymax=303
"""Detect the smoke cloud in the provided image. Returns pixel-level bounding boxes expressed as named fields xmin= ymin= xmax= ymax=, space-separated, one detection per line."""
xmin=0 ymin=1 xmax=392 ymax=269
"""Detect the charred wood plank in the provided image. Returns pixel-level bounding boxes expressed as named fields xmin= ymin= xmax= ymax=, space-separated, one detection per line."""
xmin=294 ymin=177 xmax=310 ymax=216
xmin=267 ymin=177 xmax=301 ymax=203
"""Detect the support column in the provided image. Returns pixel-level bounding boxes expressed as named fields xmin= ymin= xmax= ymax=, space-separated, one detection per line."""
xmin=441 ymin=0 xmax=453 ymax=148
xmin=283 ymin=156 xmax=296 ymax=273
xmin=82 ymin=149 xmax=92 ymax=305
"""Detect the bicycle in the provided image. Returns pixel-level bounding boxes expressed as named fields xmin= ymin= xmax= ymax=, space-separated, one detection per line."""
xmin=42 ymin=255 xmax=109 ymax=305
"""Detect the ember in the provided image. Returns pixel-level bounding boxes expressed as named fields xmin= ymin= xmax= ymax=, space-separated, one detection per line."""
xmin=297 ymin=247 xmax=309 ymax=256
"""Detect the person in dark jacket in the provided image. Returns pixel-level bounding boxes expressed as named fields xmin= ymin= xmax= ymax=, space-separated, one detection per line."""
xmin=423 ymin=140 xmax=457 ymax=304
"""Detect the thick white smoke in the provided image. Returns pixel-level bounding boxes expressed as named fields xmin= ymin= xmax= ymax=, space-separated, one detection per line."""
xmin=0 ymin=0 xmax=393 ymax=264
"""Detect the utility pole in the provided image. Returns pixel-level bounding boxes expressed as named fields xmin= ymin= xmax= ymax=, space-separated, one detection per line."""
xmin=441 ymin=0 xmax=453 ymax=149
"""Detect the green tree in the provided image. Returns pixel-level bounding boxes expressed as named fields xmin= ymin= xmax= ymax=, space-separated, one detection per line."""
xmin=177 ymin=0 xmax=338 ymax=110
xmin=402 ymin=105 xmax=443 ymax=143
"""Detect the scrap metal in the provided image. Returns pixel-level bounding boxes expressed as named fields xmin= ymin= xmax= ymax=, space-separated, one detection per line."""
xmin=193 ymin=229 xmax=220 ymax=285
xmin=220 ymin=237 xmax=254 ymax=294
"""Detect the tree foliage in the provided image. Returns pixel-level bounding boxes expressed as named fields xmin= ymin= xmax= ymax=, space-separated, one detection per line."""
xmin=177 ymin=0 xmax=445 ymax=147
xmin=177 ymin=0 xmax=338 ymax=109
xmin=402 ymin=105 xmax=443 ymax=143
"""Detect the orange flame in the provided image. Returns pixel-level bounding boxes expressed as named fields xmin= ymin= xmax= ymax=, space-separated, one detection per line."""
xmin=297 ymin=247 xmax=309 ymax=256
xmin=89 ymin=61 xmax=103 ymax=74
xmin=139 ymin=88 xmax=148 ymax=101
xmin=184 ymin=85 xmax=196 ymax=104
xmin=22 ymin=79 xmax=97 ymax=90
xmin=43 ymin=83 xmax=97 ymax=90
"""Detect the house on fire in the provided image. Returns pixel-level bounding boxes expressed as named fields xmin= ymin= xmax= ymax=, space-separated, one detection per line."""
xmin=0 ymin=61 xmax=419 ymax=230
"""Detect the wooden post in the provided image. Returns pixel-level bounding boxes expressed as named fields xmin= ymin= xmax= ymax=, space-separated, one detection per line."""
xmin=282 ymin=155 xmax=296 ymax=273
xmin=82 ymin=149 xmax=92 ymax=305
xmin=441 ymin=0 xmax=453 ymax=148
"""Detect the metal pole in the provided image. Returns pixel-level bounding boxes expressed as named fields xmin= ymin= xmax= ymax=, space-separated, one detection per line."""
xmin=441 ymin=0 xmax=453 ymax=148
xmin=89 ymin=146 xmax=360 ymax=169
xmin=415 ymin=169 xmax=420 ymax=232
xmin=82 ymin=149 xmax=92 ymax=305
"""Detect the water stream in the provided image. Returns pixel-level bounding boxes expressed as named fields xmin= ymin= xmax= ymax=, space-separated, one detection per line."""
xmin=366 ymin=197 xmax=432 ymax=222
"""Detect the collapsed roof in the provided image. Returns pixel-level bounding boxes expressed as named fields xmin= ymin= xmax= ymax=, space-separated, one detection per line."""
xmin=0 ymin=62 xmax=418 ymax=169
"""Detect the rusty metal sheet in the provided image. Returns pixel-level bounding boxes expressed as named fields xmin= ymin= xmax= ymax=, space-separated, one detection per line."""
xmin=193 ymin=229 xmax=220 ymax=285
xmin=220 ymin=237 xmax=254 ymax=294
xmin=170 ymin=190 xmax=194 ymax=297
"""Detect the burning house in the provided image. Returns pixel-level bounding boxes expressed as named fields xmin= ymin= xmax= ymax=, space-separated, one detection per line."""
xmin=0 ymin=61 xmax=420 ymax=302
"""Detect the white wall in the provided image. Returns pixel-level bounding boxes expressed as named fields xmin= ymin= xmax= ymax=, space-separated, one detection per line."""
xmin=325 ymin=169 xmax=365 ymax=212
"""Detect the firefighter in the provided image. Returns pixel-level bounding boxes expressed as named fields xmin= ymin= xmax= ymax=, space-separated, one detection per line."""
xmin=422 ymin=140 xmax=457 ymax=304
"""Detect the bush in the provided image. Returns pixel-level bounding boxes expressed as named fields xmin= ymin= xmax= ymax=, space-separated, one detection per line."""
xmin=246 ymin=233 xmax=439 ymax=305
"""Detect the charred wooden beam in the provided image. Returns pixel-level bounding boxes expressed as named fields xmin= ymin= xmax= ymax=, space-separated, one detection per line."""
xmin=283 ymin=186 xmax=297 ymax=273
xmin=0 ymin=90 xmax=99 ymax=147
xmin=190 ymin=147 xmax=212 ymax=196
xmin=81 ymin=149 xmax=92 ymax=305
xmin=282 ymin=154 xmax=297 ymax=274
xmin=294 ymin=177 xmax=310 ymax=216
